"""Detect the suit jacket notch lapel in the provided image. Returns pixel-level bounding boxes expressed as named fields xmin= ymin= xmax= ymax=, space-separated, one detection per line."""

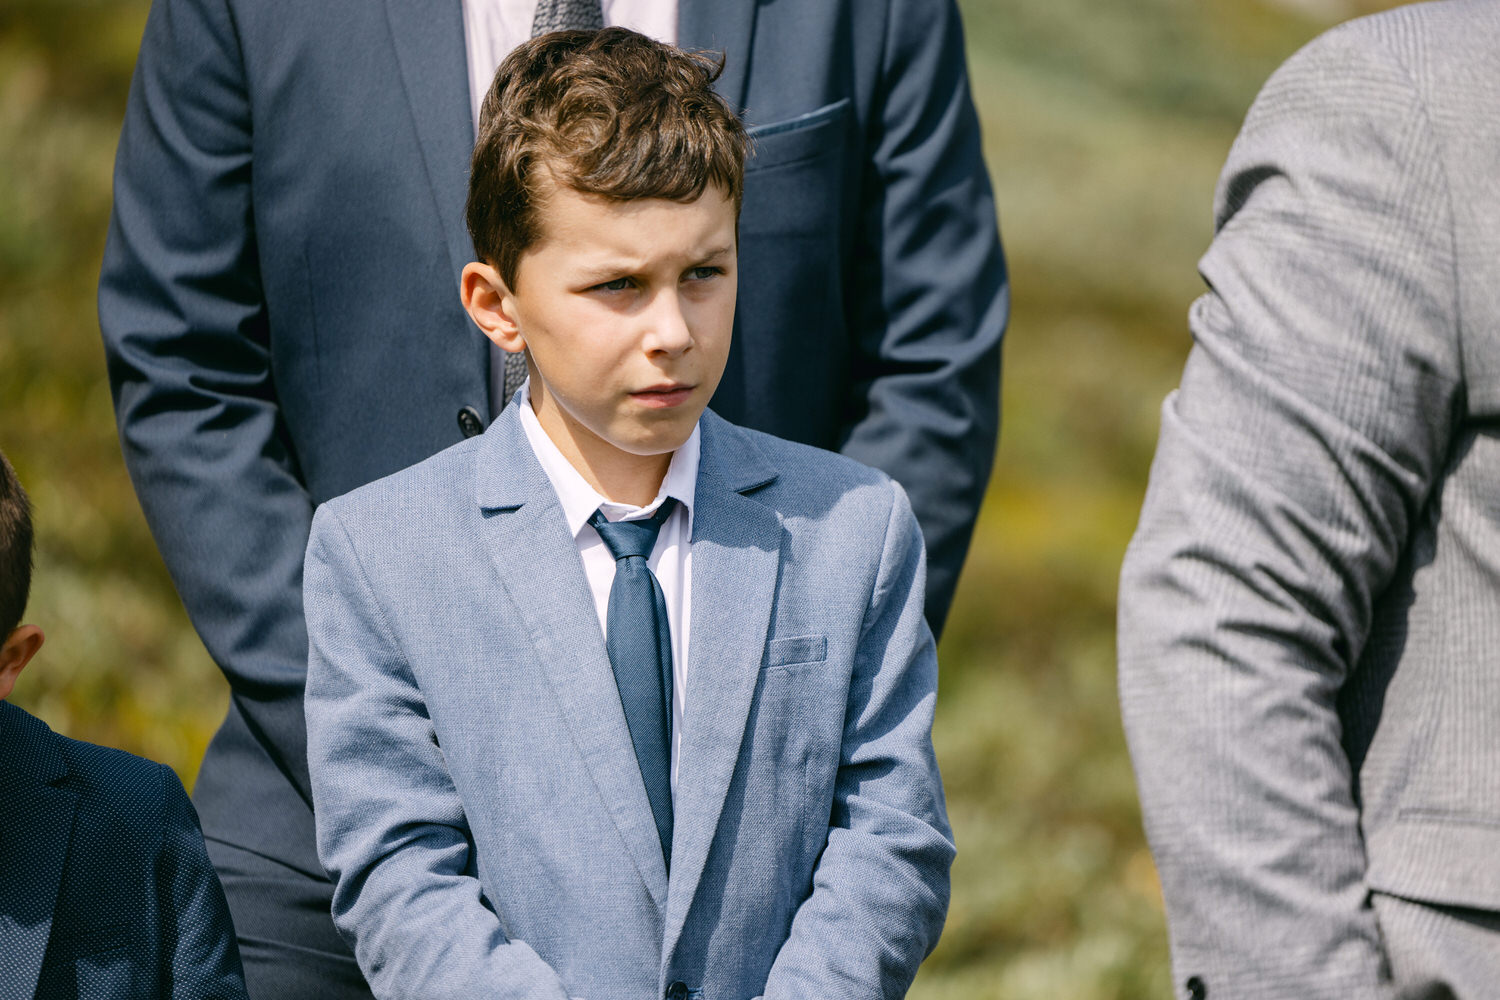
xmin=472 ymin=413 xmax=671 ymax=907
xmin=663 ymin=415 xmax=783 ymax=954
xmin=0 ymin=704 xmax=77 ymax=997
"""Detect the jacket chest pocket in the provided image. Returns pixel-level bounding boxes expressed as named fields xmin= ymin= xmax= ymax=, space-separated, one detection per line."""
xmin=748 ymin=635 xmax=841 ymax=864
xmin=741 ymin=98 xmax=851 ymax=239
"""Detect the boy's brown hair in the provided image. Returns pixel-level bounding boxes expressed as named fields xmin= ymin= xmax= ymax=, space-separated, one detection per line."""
xmin=466 ymin=27 xmax=749 ymax=289
xmin=0 ymin=450 xmax=33 ymax=636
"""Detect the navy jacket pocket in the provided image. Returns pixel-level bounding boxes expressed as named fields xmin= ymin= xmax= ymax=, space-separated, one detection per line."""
xmin=745 ymin=99 xmax=852 ymax=173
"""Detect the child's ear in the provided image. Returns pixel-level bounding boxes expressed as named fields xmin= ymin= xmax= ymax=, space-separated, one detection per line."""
xmin=0 ymin=625 xmax=44 ymax=701
xmin=460 ymin=262 xmax=526 ymax=355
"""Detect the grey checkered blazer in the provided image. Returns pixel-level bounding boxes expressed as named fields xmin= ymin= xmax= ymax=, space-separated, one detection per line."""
xmin=1119 ymin=2 xmax=1500 ymax=998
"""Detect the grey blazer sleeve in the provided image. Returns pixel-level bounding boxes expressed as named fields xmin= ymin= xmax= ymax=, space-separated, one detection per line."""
xmin=304 ymin=505 xmax=571 ymax=1000
xmin=1117 ymin=22 xmax=1462 ymax=1000
xmin=98 ymin=0 xmax=316 ymax=796
xmin=838 ymin=0 xmax=1007 ymax=636
xmin=761 ymin=482 xmax=954 ymax=998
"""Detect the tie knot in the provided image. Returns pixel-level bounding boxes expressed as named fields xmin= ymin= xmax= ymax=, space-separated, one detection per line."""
xmin=590 ymin=498 xmax=678 ymax=562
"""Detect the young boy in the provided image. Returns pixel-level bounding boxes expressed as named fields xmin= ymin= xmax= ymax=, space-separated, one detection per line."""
xmin=304 ymin=28 xmax=952 ymax=1000
xmin=0 ymin=450 xmax=248 ymax=1000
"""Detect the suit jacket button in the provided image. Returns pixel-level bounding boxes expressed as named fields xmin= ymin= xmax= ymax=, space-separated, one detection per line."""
xmin=1185 ymin=976 xmax=1206 ymax=999
xmin=665 ymin=982 xmax=689 ymax=1000
xmin=457 ymin=405 xmax=485 ymax=438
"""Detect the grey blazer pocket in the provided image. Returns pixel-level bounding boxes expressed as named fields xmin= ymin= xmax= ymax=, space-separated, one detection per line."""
xmin=763 ymin=634 xmax=828 ymax=671
xmin=745 ymin=99 xmax=851 ymax=172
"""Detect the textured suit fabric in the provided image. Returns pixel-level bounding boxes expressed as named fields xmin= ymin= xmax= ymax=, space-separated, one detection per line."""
xmin=530 ymin=0 xmax=604 ymax=36
xmin=1372 ymin=895 xmax=1500 ymax=999
xmin=1118 ymin=3 xmax=1500 ymax=998
xmin=96 ymin=0 xmax=1001 ymax=980
xmin=0 ymin=701 xmax=247 ymax=1000
xmin=303 ymin=407 xmax=953 ymax=1000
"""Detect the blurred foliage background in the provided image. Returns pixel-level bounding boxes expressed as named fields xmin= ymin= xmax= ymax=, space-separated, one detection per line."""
xmin=0 ymin=0 xmax=1402 ymax=995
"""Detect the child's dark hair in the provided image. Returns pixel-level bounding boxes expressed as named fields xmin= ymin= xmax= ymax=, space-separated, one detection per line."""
xmin=466 ymin=27 xmax=749 ymax=289
xmin=0 ymin=450 xmax=33 ymax=636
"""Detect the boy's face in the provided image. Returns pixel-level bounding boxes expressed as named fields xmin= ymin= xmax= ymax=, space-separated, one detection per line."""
xmin=467 ymin=180 xmax=737 ymax=474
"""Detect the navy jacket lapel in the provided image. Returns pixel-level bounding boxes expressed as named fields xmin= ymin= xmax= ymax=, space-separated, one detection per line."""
xmin=662 ymin=412 xmax=781 ymax=956
xmin=0 ymin=703 xmax=77 ymax=996
xmin=382 ymin=0 xmax=475 ymax=290
xmin=679 ymin=0 xmax=758 ymax=114
xmin=472 ymin=408 xmax=671 ymax=908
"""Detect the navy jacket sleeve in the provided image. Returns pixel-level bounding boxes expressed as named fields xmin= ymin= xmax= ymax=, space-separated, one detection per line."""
xmin=155 ymin=766 xmax=250 ymax=999
xmin=98 ymin=0 xmax=316 ymax=798
xmin=839 ymin=0 xmax=1007 ymax=635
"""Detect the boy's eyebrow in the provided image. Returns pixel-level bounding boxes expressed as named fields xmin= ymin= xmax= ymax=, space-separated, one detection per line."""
xmin=694 ymin=245 xmax=735 ymax=263
xmin=575 ymin=245 xmax=736 ymax=281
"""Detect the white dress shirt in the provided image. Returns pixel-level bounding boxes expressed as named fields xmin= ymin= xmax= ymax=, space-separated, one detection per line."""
xmin=461 ymin=0 xmax=679 ymax=132
xmin=514 ymin=382 xmax=697 ymax=796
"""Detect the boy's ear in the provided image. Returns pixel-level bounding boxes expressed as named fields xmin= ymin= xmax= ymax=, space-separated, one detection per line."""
xmin=460 ymin=262 xmax=526 ymax=354
xmin=0 ymin=625 xmax=44 ymax=701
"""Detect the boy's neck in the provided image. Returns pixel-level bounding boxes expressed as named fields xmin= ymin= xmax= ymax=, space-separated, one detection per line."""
xmin=568 ymin=446 xmax=672 ymax=509
xmin=530 ymin=398 xmax=673 ymax=509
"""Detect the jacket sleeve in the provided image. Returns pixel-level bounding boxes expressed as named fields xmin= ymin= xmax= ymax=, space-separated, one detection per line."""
xmin=303 ymin=505 xmax=573 ymax=1000
xmin=837 ymin=0 xmax=1007 ymax=636
xmin=155 ymin=765 xmax=250 ymax=999
xmin=98 ymin=0 xmax=316 ymax=799
xmin=1116 ymin=22 xmax=1462 ymax=999
xmin=761 ymin=481 xmax=954 ymax=999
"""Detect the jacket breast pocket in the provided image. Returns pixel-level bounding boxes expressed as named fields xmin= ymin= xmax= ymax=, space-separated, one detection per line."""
xmin=741 ymin=99 xmax=851 ymax=238
xmin=762 ymin=634 xmax=828 ymax=672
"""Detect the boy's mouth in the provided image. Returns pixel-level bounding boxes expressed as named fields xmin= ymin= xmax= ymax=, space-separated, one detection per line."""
xmin=631 ymin=383 xmax=695 ymax=408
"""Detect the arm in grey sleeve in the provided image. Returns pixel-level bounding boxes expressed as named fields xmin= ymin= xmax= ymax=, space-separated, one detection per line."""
xmin=1117 ymin=24 xmax=1461 ymax=999
xmin=304 ymin=505 xmax=570 ymax=1000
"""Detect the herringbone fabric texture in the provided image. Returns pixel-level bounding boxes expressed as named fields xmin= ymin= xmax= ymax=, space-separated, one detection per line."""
xmin=531 ymin=0 xmax=604 ymax=35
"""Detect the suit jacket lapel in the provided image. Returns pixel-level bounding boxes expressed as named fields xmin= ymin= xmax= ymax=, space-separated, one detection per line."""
xmin=0 ymin=703 xmax=77 ymax=997
xmin=662 ymin=412 xmax=781 ymax=956
xmin=473 ymin=409 xmax=670 ymax=907
xmin=382 ymin=0 xmax=475 ymax=290
xmin=679 ymin=0 xmax=758 ymax=115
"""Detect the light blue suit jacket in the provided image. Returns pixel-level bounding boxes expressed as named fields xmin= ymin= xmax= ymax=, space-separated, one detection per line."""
xmin=303 ymin=407 xmax=953 ymax=1000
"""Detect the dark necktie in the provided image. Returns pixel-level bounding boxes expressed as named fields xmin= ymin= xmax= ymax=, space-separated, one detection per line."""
xmin=589 ymin=498 xmax=677 ymax=868
xmin=492 ymin=0 xmax=607 ymax=412
xmin=531 ymin=0 xmax=604 ymax=35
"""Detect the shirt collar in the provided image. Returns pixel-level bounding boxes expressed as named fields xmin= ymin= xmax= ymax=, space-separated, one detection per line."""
xmin=514 ymin=380 xmax=699 ymax=537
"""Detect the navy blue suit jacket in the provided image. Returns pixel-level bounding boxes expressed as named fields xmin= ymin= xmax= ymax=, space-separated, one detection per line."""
xmin=99 ymin=0 xmax=1004 ymax=873
xmin=0 ymin=702 xmax=246 ymax=1000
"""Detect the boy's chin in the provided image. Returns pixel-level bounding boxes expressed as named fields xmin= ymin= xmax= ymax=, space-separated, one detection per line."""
xmin=616 ymin=412 xmax=704 ymax=457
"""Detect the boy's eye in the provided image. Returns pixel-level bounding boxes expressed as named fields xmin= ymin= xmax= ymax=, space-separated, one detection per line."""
xmin=686 ymin=266 xmax=722 ymax=281
xmin=594 ymin=277 xmax=633 ymax=292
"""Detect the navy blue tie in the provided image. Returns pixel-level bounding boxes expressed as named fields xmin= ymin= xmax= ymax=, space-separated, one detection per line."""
xmin=589 ymin=499 xmax=677 ymax=868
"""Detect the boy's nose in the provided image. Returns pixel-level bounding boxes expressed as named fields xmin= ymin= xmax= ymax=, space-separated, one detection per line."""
xmin=642 ymin=292 xmax=693 ymax=356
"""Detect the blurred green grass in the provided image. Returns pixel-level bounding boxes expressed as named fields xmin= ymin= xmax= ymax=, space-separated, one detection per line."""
xmin=0 ymin=0 xmax=1399 ymax=994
